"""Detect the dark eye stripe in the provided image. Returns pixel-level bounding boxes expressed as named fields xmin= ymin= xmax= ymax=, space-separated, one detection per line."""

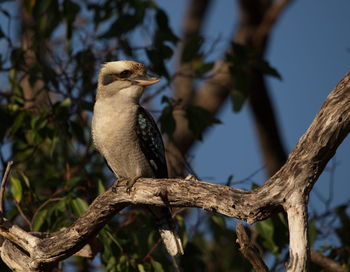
xmin=119 ymin=70 xmax=132 ymax=78
xmin=102 ymin=70 xmax=133 ymax=85
xmin=102 ymin=74 xmax=117 ymax=85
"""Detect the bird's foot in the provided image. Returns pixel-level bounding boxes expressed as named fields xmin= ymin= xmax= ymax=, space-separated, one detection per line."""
xmin=185 ymin=174 xmax=199 ymax=181
xmin=126 ymin=177 xmax=140 ymax=194
xmin=112 ymin=178 xmax=124 ymax=193
xmin=157 ymin=187 xmax=172 ymax=210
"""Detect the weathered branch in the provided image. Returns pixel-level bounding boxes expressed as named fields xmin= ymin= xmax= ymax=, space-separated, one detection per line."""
xmin=284 ymin=194 xmax=309 ymax=271
xmin=0 ymin=72 xmax=349 ymax=271
xmin=236 ymin=222 xmax=270 ymax=272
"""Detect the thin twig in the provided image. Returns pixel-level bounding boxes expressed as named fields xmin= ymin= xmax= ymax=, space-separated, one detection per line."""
xmin=14 ymin=201 xmax=32 ymax=228
xmin=142 ymin=238 xmax=163 ymax=261
xmin=311 ymin=248 xmax=347 ymax=272
xmin=171 ymin=255 xmax=181 ymax=272
xmin=0 ymin=161 xmax=13 ymax=215
xmin=31 ymin=197 xmax=64 ymax=231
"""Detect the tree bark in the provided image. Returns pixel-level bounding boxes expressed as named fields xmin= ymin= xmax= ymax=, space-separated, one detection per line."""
xmin=167 ymin=0 xmax=212 ymax=177
xmin=20 ymin=0 xmax=50 ymax=110
xmin=236 ymin=222 xmax=270 ymax=272
xmin=0 ymin=71 xmax=349 ymax=271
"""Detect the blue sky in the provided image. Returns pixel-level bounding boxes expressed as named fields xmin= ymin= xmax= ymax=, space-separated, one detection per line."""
xmin=157 ymin=0 xmax=350 ymax=216
xmin=0 ymin=1 xmax=348 ymax=269
xmin=1 ymin=1 xmax=348 ymax=210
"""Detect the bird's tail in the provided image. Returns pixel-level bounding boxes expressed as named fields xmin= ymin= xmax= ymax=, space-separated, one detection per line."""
xmin=149 ymin=207 xmax=184 ymax=256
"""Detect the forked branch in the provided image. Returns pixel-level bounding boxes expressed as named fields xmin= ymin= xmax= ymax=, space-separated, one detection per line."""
xmin=0 ymin=72 xmax=349 ymax=271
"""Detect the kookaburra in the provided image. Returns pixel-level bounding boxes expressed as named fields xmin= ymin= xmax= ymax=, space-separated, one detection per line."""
xmin=92 ymin=60 xmax=184 ymax=256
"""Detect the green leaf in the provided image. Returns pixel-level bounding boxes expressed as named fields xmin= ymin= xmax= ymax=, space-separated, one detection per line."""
xmin=309 ymin=219 xmax=318 ymax=246
xmin=151 ymin=259 xmax=164 ymax=272
xmin=186 ymin=105 xmax=221 ymax=140
xmin=66 ymin=176 xmax=81 ymax=189
xmin=33 ymin=0 xmax=61 ymax=38
xmin=60 ymin=98 xmax=71 ymax=107
xmin=33 ymin=0 xmax=51 ymax=17
xmin=335 ymin=205 xmax=350 ymax=245
xmin=71 ymin=197 xmax=88 ymax=217
xmin=155 ymin=9 xmax=178 ymax=45
xmin=226 ymin=62 xmax=249 ymax=112
xmin=231 ymin=88 xmax=247 ymax=112
xmin=211 ymin=215 xmax=226 ymax=228
xmin=146 ymin=48 xmax=169 ymax=79
xmin=101 ymin=11 xmax=144 ymax=38
xmin=195 ymin=61 xmax=214 ymax=76
xmin=231 ymin=42 xmax=250 ymax=64
xmin=137 ymin=264 xmax=146 ymax=272
xmin=19 ymin=172 xmax=30 ymax=188
xmin=52 ymin=199 xmax=66 ymax=213
xmin=10 ymin=177 xmax=22 ymax=203
xmin=255 ymin=218 xmax=279 ymax=256
xmin=158 ymin=44 xmax=174 ymax=60
xmin=103 ymin=227 xmax=123 ymax=252
xmin=30 ymin=115 xmax=41 ymax=129
xmin=155 ymin=9 xmax=169 ymax=28
xmin=25 ymin=129 xmax=42 ymax=145
xmin=32 ymin=209 xmax=48 ymax=231
xmin=11 ymin=111 xmax=27 ymax=135
xmin=159 ymin=104 xmax=176 ymax=137
xmin=254 ymin=60 xmax=282 ymax=80
xmin=181 ymin=36 xmax=204 ymax=62
xmin=97 ymin=179 xmax=106 ymax=194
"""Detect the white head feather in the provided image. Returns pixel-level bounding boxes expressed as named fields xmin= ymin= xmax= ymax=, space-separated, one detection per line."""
xmin=96 ymin=60 xmax=159 ymax=102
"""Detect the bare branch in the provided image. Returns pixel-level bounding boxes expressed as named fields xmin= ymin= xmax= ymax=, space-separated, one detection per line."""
xmin=284 ymin=194 xmax=309 ymax=272
xmin=0 ymin=220 xmax=40 ymax=253
xmin=254 ymin=0 xmax=293 ymax=49
xmin=0 ymin=71 xmax=349 ymax=271
xmin=0 ymin=161 xmax=13 ymax=215
xmin=310 ymin=248 xmax=347 ymax=272
xmin=236 ymin=222 xmax=270 ymax=272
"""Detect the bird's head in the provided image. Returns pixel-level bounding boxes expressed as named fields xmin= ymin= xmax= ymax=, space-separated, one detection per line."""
xmin=97 ymin=60 xmax=160 ymax=102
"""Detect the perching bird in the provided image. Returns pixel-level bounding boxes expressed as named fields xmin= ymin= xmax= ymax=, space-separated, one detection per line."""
xmin=92 ymin=60 xmax=184 ymax=256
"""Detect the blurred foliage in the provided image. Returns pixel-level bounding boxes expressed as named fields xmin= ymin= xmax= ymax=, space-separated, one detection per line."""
xmin=159 ymin=96 xmax=220 ymax=140
xmin=226 ymin=42 xmax=282 ymax=112
xmin=0 ymin=0 xmax=348 ymax=271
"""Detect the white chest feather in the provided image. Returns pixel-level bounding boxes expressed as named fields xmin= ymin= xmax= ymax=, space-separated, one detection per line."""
xmin=92 ymin=97 xmax=152 ymax=178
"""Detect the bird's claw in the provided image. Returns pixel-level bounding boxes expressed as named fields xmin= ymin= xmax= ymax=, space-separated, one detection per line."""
xmin=185 ymin=174 xmax=199 ymax=181
xmin=126 ymin=177 xmax=139 ymax=194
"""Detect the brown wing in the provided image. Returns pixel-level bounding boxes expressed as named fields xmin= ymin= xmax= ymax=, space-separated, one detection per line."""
xmin=135 ymin=106 xmax=168 ymax=178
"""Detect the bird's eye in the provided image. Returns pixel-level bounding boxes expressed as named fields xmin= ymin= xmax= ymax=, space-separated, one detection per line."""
xmin=119 ymin=70 xmax=132 ymax=78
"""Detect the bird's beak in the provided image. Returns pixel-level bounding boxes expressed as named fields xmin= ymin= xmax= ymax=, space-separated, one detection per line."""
xmin=133 ymin=74 xmax=161 ymax=86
